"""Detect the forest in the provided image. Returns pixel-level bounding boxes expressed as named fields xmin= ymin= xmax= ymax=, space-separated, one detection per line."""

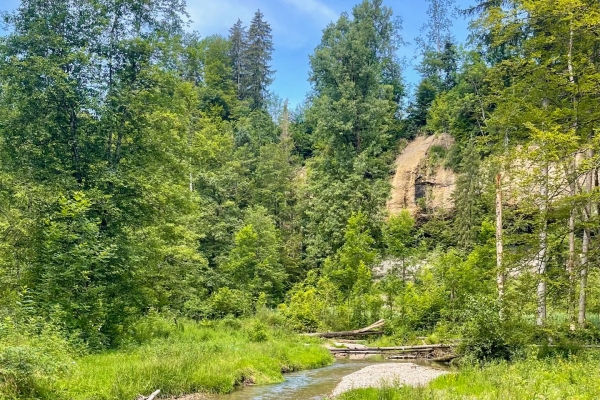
xmin=1 ymin=0 xmax=600 ymax=399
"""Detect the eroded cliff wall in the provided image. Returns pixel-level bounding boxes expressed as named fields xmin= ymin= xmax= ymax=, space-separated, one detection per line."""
xmin=387 ymin=134 xmax=456 ymax=215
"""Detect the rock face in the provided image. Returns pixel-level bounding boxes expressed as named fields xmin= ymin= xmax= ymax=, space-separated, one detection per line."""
xmin=387 ymin=134 xmax=456 ymax=216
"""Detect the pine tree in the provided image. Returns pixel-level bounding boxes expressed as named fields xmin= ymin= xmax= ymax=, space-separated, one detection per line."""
xmin=228 ymin=19 xmax=247 ymax=96
xmin=420 ymin=0 xmax=455 ymax=53
xmin=408 ymin=0 xmax=457 ymax=131
xmin=244 ymin=10 xmax=275 ymax=110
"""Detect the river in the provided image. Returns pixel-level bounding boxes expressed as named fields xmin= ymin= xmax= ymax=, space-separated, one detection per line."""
xmin=210 ymin=359 xmax=447 ymax=400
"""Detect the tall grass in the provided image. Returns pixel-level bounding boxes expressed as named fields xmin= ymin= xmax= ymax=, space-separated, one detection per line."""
xmin=1 ymin=315 xmax=332 ymax=400
xmin=338 ymin=353 xmax=600 ymax=399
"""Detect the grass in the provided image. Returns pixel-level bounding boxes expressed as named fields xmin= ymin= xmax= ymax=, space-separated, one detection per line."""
xmin=1 ymin=316 xmax=332 ymax=400
xmin=337 ymin=353 xmax=600 ymax=399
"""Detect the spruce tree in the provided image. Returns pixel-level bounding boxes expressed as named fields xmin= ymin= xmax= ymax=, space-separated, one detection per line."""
xmin=228 ymin=19 xmax=247 ymax=97
xmin=245 ymin=10 xmax=274 ymax=110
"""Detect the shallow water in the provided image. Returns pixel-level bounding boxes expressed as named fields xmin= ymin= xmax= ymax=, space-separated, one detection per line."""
xmin=211 ymin=359 xmax=446 ymax=400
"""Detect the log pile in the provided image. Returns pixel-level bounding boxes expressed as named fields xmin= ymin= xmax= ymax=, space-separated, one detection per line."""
xmin=327 ymin=344 xmax=457 ymax=361
xmin=304 ymin=320 xmax=457 ymax=361
xmin=303 ymin=319 xmax=385 ymax=338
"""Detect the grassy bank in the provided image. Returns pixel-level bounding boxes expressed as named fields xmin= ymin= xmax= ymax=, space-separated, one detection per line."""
xmin=1 ymin=316 xmax=332 ymax=400
xmin=338 ymin=354 xmax=600 ymax=399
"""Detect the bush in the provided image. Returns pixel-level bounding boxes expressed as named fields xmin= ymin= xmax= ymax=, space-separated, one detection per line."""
xmin=220 ymin=314 xmax=243 ymax=331
xmin=246 ymin=321 xmax=269 ymax=342
xmin=534 ymin=326 xmax=586 ymax=359
xmin=126 ymin=311 xmax=181 ymax=345
xmin=459 ymin=296 xmax=529 ymax=362
xmin=0 ymin=318 xmax=73 ymax=398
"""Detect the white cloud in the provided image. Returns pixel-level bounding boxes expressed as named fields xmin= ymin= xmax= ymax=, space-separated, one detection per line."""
xmin=183 ymin=0 xmax=336 ymax=50
xmin=186 ymin=0 xmax=257 ymax=36
xmin=282 ymin=0 xmax=337 ymax=24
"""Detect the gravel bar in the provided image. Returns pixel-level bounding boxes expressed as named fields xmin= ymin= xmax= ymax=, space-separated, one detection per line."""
xmin=331 ymin=363 xmax=449 ymax=397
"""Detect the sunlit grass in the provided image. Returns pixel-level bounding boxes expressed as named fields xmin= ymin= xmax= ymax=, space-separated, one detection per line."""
xmin=338 ymin=353 xmax=600 ymax=399
xmin=46 ymin=318 xmax=332 ymax=400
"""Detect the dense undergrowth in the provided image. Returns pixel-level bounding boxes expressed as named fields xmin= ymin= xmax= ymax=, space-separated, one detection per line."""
xmin=338 ymin=353 xmax=600 ymax=399
xmin=0 ymin=313 xmax=332 ymax=400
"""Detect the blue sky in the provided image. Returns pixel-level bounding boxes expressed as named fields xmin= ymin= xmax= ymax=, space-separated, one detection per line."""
xmin=0 ymin=0 xmax=475 ymax=107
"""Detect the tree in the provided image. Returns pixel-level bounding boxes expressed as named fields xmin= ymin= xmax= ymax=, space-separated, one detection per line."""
xmin=453 ymin=141 xmax=486 ymax=249
xmin=229 ymin=19 xmax=247 ymax=96
xmin=221 ymin=207 xmax=286 ymax=305
xmin=324 ymin=212 xmax=377 ymax=295
xmin=419 ymin=0 xmax=455 ymax=53
xmin=0 ymin=0 xmax=200 ymax=346
xmin=304 ymin=0 xmax=403 ymax=263
xmin=197 ymin=35 xmax=237 ymax=119
xmin=244 ymin=10 xmax=274 ymax=110
xmin=383 ymin=211 xmax=416 ymax=280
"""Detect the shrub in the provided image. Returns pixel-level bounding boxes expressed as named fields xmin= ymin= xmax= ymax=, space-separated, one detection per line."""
xmin=246 ymin=321 xmax=269 ymax=342
xmin=207 ymin=288 xmax=252 ymax=318
xmin=126 ymin=311 xmax=181 ymax=345
xmin=459 ymin=296 xmax=529 ymax=362
xmin=220 ymin=314 xmax=243 ymax=330
xmin=0 ymin=318 xmax=73 ymax=398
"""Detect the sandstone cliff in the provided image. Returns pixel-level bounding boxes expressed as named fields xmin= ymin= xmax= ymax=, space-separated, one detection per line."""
xmin=387 ymin=134 xmax=456 ymax=215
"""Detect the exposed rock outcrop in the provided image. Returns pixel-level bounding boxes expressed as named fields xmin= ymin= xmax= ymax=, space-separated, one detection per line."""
xmin=387 ymin=134 xmax=456 ymax=215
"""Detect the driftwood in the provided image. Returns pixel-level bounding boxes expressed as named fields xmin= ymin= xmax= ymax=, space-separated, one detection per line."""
xmin=431 ymin=354 xmax=458 ymax=362
xmin=329 ymin=344 xmax=457 ymax=361
xmin=328 ymin=344 xmax=454 ymax=353
xmin=304 ymin=319 xmax=385 ymax=338
xmin=138 ymin=389 xmax=160 ymax=400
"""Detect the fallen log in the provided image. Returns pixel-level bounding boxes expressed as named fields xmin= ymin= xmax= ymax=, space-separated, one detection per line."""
xmin=431 ymin=354 xmax=458 ymax=362
xmin=328 ymin=344 xmax=455 ymax=353
xmin=387 ymin=354 xmax=419 ymax=359
xmin=303 ymin=319 xmax=385 ymax=338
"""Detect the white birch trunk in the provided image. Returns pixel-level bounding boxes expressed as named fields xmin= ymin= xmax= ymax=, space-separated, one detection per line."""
xmin=579 ymin=149 xmax=594 ymax=325
xmin=536 ymin=164 xmax=548 ymax=326
xmin=568 ymin=203 xmax=576 ymax=330
xmin=495 ymin=173 xmax=504 ymax=306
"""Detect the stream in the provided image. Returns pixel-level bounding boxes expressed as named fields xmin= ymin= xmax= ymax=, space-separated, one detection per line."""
xmin=211 ymin=359 xmax=447 ymax=400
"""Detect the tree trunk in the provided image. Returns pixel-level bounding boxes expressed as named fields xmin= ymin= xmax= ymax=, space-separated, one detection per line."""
xmin=536 ymin=164 xmax=548 ymax=326
xmin=568 ymin=203 xmax=576 ymax=330
xmin=579 ymin=149 xmax=594 ymax=326
xmin=566 ymin=19 xmax=577 ymax=330
xmin=495 ymin=173 xmax=504 ymax=308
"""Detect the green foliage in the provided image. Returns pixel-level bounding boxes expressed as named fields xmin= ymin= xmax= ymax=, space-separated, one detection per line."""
xmin=324 ymin=212 xmax=377 ymax=294
xmin=46 ymin=317 xmax=331 ymax=399
xmin=459 ymin=296 xmax=529 ymax=362
xmin=228 ymin=11 xmax=274 ymax=110
xmin=2 ymin=1 xmax=600 ymax=398
xmin=383 ymin=211 xmax=416 ymax=279
xmin=246 ymin=321 xmax=270 ymax=342
xmin=339 ymin=354 xmax=600 ymax=399
xmin=203 ymin=288 xmax=252 ymax=319
xmin=280 ymin=271 xmax=339 ymax=332
xmin=0 ymin=318 xmax=74 ymax=399
xmin=304 ymin=0 xmax=402 ymax=263
xmin=221 ymin=207 xmax=286 ymax=305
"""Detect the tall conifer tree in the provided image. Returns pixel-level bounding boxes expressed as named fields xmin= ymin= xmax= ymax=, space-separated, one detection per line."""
xmin=245 ymin=10 xmax=274 ymax=110
xmin=228 ymin=19 xmax=247 ymax=97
